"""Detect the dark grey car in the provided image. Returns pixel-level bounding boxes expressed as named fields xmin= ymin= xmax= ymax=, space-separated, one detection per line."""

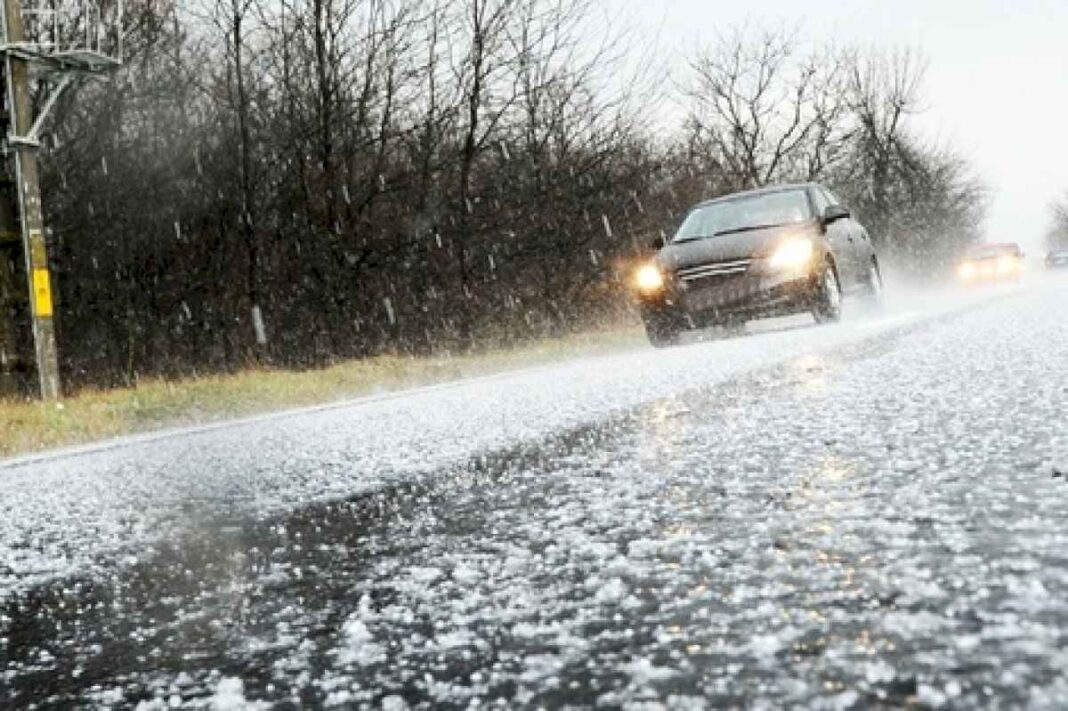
xmin=1046 ymin=249 xmax=1068 ymax=269
xmin=632 ymin=183 xmax=882 ymax=346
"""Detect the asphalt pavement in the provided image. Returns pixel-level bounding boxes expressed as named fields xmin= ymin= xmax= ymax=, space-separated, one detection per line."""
xmin=2 ymin=277 xmax=1067 ymax=709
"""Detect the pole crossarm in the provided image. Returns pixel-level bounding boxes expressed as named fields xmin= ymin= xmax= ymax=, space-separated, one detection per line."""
xmin=5 ymin=72 xmax=74 ymax=147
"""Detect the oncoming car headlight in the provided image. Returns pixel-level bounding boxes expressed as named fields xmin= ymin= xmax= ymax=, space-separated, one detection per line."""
xmin=634 ymin=263 xmax=665 ymax=293
xmin=769 ymin=237 xmax=815 ymax=271
xmin=996 ymin=256 xmax=1020 ymax=275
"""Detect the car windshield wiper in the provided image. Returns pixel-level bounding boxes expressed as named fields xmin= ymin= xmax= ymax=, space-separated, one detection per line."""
xmin=712 ymin=222 xmax=791 ymax=237
xmin=672 ymin=222 xmax=793 ymax=244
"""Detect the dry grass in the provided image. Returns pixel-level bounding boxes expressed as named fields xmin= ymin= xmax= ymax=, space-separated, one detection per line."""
xmin=0 ymin=326 xmax=644 ymax=459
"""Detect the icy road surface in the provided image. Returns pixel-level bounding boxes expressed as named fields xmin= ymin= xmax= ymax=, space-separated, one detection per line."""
xmin=2 ymin=278 xmax=1068 ymax=708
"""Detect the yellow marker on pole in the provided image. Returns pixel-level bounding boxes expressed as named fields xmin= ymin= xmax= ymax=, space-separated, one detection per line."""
xmin=32 ymin=267 xmax=52 ymax=317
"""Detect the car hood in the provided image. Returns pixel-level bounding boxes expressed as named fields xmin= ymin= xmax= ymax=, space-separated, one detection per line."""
xmin=658 ymin=222 xmax=818 ymax=271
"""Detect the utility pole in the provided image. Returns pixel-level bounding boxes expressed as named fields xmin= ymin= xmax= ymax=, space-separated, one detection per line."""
xmin=2 ymin=0 xmax=59 ymax=399
xmin=0 ymin=0 xmax=122 ymax=400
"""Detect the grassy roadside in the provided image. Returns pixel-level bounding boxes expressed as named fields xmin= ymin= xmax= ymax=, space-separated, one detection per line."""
xmin=0 ymin=326 xmax=645 ymax=459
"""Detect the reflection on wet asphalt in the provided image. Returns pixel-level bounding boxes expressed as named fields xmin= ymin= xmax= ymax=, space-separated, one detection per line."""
xmin=3 ymin=283 xmax=1068 ymax=708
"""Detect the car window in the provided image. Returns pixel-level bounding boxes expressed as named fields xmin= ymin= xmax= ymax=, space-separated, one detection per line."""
xmin=810 ymin=188 xmax=831 ymax=216
xmin=822 ymin=188 xmax=842 ymax=207
xmin=673 ymin=189 xmax=813 ymax=242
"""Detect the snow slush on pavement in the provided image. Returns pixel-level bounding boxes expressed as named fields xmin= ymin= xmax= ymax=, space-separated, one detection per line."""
xmin=2 ymin=281 xmax=1068 ymax=708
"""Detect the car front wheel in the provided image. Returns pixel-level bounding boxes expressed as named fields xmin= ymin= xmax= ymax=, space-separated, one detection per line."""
xmin=861 ymin=259 xmax=884 ymax=308
xmin=719 ymin=319 xmax=747 ymax=338
xmin=812 ymin=263 xmax=842 ymax=324
xmin=643 ymin=313 xmax=681 ymax=348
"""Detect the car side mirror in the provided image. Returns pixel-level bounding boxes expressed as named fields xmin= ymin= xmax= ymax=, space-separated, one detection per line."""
xmin=650 ymin=235 xmax=665 ymax=250
xmin=822 ymin=205 xmax=850 ymax=224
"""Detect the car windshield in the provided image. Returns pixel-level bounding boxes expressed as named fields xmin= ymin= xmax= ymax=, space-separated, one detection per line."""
xmin=673 ymin=189 xmax=813 ymax=243
xmin=966 ymin=245 xmax=1019 ymax=260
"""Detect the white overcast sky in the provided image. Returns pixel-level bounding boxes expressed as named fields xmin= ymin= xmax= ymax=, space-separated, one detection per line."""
xmin=605 ymin=0 xmax=1068 ymax=250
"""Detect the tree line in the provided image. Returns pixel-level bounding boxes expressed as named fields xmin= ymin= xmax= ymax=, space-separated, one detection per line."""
xmin=1048 ymin=195 xmax=1068 ymax=250
xmin=31 ymin=6 xmax=986 ymax=389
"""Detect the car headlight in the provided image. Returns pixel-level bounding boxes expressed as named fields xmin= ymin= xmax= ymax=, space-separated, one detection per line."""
xmin=634 ymin=263 xmax=665 ymax=293
xmin=996 ymin=256 xmax=1019 ymax=274
xmin=958 ymin=262 xmax=977 ymax=280
xmin=769 ymin=237 xmax=815 ymax=271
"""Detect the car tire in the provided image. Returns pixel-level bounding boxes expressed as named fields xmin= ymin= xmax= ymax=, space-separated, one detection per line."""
xmin=861 ymin=259 xmax=885 ymax=309
xmin=812 ymin=262 xmax=842 ymax=324
xmin=720 ymin=319 xmax=747 ymax=338
xmin=643 ymin=314 xmax=680 ymax=348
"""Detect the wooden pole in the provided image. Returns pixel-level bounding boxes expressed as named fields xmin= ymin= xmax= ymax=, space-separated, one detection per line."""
xmin=2 ymin=0 xmax=61 ymax=400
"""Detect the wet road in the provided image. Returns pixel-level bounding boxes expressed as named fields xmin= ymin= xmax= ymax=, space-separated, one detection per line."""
xmin=3 ymin=279 xmax=1068 ymax=708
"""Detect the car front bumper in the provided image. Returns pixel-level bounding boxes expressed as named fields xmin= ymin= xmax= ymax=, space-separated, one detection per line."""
xmin=639 ymin=265 xmax=818 ymax=328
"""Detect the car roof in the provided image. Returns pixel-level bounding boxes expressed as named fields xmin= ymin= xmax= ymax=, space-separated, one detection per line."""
xmin=965 ymin=242 xmax=1022 ymax=256
xmin=693 ymin=183 xmax=819 ymax=209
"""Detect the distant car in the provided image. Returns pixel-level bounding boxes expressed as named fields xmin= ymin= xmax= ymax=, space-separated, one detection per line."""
xmin=631 ymin=183 xmax=883 ymax=347
xmin=956 ymin=243 xmax=1024 ymax=283
xmin=1046 ymin=249 xmax=1068 ymax=269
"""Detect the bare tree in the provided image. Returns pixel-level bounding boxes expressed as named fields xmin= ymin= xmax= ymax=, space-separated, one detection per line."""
xmin=445 ymin=0 xmax=521 ymax=343
xmin=1047 ymin=194 xmax=1068 ymax=250
xmin=837 ymin=48 xmax=928 ymax=239
xmin=195 ymin=0 xmax=267 ymax=353
xmin=684 ymin=26 xmax=849 ymax=189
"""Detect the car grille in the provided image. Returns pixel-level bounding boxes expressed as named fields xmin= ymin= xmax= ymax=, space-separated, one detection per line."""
xmin=677 ymin=259 xmax=752 ymax=283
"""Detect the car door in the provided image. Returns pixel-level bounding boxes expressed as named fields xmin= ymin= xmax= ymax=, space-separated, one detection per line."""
xmin=815 ymin=188 xmax=858 ymax=287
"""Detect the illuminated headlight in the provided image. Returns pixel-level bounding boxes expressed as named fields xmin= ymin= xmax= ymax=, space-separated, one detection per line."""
xmin=634 ymin=263 xmax=665 ymax=293
xmin=769 ymin=238 xmax=815 ymax=271
xmin=958 ymin=262 xmax=978 ymax=280
xmin=996 ymin=256 xmax=1019 ymax=274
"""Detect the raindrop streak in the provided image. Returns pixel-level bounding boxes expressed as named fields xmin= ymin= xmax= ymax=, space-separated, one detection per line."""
xmin=383 ymin=298 xmax=396 ymax=325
